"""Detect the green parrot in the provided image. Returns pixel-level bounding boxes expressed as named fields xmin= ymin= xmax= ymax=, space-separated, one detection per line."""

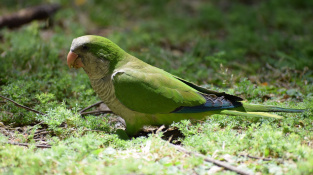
xmin=67 ymin=35 xmax=303 ymax=136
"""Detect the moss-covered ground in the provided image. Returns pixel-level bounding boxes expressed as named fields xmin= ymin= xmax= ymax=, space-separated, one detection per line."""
xmin=0 ymin=0 xmax=312 ymax=174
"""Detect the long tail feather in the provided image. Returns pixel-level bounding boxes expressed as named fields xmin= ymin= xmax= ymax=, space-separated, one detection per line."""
xmin=221 ymin=110 xmax=283 ymax=119
xmin=240 ymin=102 xmax=304 ymax=113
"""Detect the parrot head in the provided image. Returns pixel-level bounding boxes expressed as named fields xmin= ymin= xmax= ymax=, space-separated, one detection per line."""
xmin=67 ymin=35 xmax=125 ymax=79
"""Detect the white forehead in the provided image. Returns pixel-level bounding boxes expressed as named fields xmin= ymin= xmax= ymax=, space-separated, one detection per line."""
xmin=70 ymin=36 xmax=91 ymax=51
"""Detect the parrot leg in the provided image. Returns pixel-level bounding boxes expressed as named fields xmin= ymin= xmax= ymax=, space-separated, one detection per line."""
xmin=120 ymin=114 xmax=147 ymax=137
xmin=124 ymin=124 xmax=142 ymax=137
xmin=115 ymin=129 xmax=130 ymax=140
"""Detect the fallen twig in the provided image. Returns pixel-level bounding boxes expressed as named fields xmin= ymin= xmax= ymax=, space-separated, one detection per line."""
xmin=80 ymin=110 xmax=113 ymax=116
xmin=239 ymin=154 xmax=272 ymax=161
xmin=34 ymin=131 xmax=50 ymax=135
xmin=68 ymin=128 xmax=107 ymax=133
xmin=156 ymin=125 xmax=165 ymax=134
xmin=5 ymin=142 xmax=51 ymax=148
xmin=79 ymin=101 xmax=103 ymax=114
xmin=172 ymin=144 xmax=252 ymax=175
xmin=84 ymin=129 xmax=107 ymax=132
xmin=33 ymin=121 xmax=45 ymax=126
xmin=0 ymin=4 xmax=60 ymax=29
xmin=34 ymin=129 xmax=49 ymax=134
xmin=0 ymin=95 xmax=45 ymax=116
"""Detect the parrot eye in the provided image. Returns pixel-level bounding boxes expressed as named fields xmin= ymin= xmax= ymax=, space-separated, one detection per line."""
xmin=82 ymin=44 xmax=89 ymax=51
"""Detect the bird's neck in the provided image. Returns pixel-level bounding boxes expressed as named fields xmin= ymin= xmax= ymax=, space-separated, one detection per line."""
xmin=89 ymin=75 xmax=116 ymax=104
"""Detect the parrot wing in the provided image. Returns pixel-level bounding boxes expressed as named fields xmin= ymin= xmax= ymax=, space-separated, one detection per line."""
xmin=112 ymin=67 xmax=206 ymax=114
xmin=112 ymin=65 xmax=244 ymax=114
xmin=173 ymin=76 xmax=243 ymax=102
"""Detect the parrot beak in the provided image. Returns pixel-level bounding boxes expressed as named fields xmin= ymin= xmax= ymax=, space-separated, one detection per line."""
xmin=67 ymin=51 xmax=84 ymax=69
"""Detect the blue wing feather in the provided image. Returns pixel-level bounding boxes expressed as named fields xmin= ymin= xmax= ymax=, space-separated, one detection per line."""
xmin=172 ymin=94 xmax=242 ymax=113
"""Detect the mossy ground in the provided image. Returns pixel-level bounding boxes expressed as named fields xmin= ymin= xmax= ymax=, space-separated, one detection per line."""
xmin=0 ymin=0 xmax=313 ymax=174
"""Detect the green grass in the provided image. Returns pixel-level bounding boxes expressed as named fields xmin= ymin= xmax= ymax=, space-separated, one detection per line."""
xmin=0 ymin=0 xmax=313 ymax=174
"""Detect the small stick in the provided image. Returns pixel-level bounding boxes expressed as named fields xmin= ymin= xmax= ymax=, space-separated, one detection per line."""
xmin=172 ymin=145 xmax=252 ymax=175
xmin=33 ymin=121 xmax=45 ymax=126
xmin=239 ymin=154 xmax=272 ymax=161
xmin=167 ymin=135 xmax=174 ymax=143
xmin=84 ymin=129 xmax=107 ymax=132
xmin=34 ymin=131 xmax=50 ymax=135
xmin=80 ymin=110 xmax=113 ymax=116
xmin=0 ymin=95 xmax=45 ymax=115
xmin=156 ymin=125 xmax=165 ymax=134
xmin=79 ymin=101 xmax=103 ymax=114
xmin=68 ymin=128 xmax=107 ymax=133
xmin=5 ymin=142 xmax=51 ymax=148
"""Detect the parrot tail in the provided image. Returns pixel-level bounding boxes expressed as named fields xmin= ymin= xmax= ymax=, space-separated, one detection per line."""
xmin=220 ymin=110 xmax=284 ymax=119
xmin=221 ymin=102 xmax=304 ymax=119
xmin=240 ymin=102 xmax=305 ymax=113
xmin=220 ymin=102 xmax=304 ymax=119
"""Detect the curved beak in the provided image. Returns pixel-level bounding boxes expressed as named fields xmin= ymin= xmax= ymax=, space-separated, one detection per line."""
xmin=67 ymin=51 xmax=84 ymax=69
